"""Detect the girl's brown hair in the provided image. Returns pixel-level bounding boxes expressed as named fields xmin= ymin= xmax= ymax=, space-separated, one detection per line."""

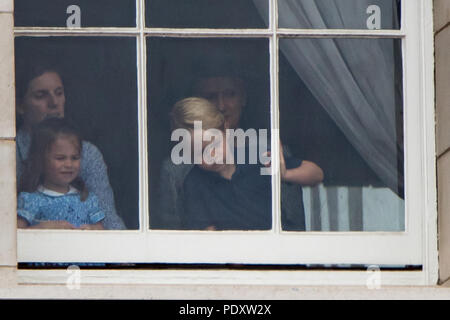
xmin=19 ymin=117 xmax=89 ymax=201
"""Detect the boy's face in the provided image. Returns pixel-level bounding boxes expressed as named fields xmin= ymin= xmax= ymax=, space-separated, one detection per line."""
xmin=43 ymin=135 xmax=81 ymax=193
xmin=192 ymin=129 xmax=228 ymax=173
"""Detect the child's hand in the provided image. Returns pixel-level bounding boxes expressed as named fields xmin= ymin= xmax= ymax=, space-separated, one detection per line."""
xmin=17 ymin=217 xmax=29 ymax=228
xmin=279 ymin=143 xmax=287 ymax=180
xmin=29 ymin=220 xmax=76 ymax=229
xmin=263 ymin=142 xmax=287 ymax=179
xmin=282 ymin=160 xmax=324 ymax=186
xmin=79 ymin=222 xmax=104 ymax=230
xmin=264 ymin=142 xmax=324 ymax=185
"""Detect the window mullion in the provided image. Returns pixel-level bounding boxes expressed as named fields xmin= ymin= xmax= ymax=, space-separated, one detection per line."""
xmin=270 ymin=0 xmax=281 ymax=234
xmin=138 ymin=0 xmax=149 ymax=232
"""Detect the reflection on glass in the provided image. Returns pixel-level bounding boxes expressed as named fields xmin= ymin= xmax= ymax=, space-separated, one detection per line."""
xmin=15 ymin=37 xmax=139 ymax=230
xmin=147 ymin=38 xmax=281 ymax=230
xmin=279 ymin=38 xmax=404 ymax=231
xmin=146 ymin=0 xmax=268 ymax=29
xmin=270 ymin=0 xmax=400 ymax=29
xmin=14 ymin=0 xmax=136 ymax=27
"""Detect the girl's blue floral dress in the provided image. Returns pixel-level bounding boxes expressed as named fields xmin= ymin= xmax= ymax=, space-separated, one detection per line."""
xmin=18 ymin=186 xmax=105 ymax=227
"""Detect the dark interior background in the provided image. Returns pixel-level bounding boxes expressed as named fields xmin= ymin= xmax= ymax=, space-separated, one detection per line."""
xmin=14 ymin=0 xmax=136 ymax=27
xmin=146 ymin=0 xmax=268 ymax=28
xmin=15 ymin=37 xmax=140 ymax=229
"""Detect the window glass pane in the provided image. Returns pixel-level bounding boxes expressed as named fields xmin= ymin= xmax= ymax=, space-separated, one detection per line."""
xmin=275 ymin=0 xmax=401 ymax=29
xmin=147 ymin=38 xmax=283 ymax=231
xmin=279 ymin=38 xmax=404 ymax=231
xmin=14 ymin=0 xmax=136 ymax=27
xmin=15 ymin=37 xmax=139 ymax=230
xmin=145 ymin=0 xmax=268 ymax=29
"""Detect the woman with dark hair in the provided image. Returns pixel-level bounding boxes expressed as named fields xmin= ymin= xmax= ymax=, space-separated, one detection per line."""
xmin=15 ymin=61 xmax=126 ymax=229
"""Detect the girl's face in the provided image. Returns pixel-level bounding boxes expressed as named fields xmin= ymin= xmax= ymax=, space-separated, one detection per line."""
xmin=43 ymin=135 xmax=81 ymax=193
xmin=19 ymin=71 xmax=66 ymax=130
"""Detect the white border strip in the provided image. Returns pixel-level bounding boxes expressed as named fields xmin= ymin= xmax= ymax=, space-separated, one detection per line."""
xmin=17 ymin=230 xmax=422 ymax=266
xmin=420 ymin=0 xmax=438 ymax=285
xmin=17 ymin=269 xmax=425 ymax=286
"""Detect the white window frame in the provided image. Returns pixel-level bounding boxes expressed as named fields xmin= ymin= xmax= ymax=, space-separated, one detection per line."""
xmin=15 ymin=0 xmax=438 ymax=286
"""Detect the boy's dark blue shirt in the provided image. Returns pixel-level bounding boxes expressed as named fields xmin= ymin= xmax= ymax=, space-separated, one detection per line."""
xmin=182 ymin=148 xmax=303 ymax=230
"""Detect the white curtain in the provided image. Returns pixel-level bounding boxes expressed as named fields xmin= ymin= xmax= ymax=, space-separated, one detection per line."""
xmin=253 ymin=0 xmax=402 ymax=193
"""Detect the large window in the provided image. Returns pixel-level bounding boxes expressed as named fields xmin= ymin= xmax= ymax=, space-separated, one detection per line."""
xmin=14 ymin=0 xmax=437 ymax=283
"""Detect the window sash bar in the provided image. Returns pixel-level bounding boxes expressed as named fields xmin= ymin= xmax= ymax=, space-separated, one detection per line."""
xmin=13 ymin=27 xmax=140 ymax=36
xmin=14 ymin=27 xmax=406 ymax=38
xmin=276 ymin=29 xmax=405 ymax=38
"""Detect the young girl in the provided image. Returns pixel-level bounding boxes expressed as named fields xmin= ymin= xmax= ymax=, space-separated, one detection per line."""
xmin=17 ymin=118 xmax=105 ymax=230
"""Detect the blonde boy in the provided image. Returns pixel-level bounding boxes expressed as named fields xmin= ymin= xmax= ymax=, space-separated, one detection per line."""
xmin=169 ymin=97 xmax=323 ymax=230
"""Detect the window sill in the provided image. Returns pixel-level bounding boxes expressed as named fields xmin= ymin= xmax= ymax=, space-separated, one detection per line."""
xmin=0 ymin=267 xmax=448 ymax=299
xmin=2 ymin=281 xmax=450 ymax=300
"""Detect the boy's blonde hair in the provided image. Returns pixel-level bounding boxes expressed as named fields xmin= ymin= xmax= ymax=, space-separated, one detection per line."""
xmin=170 ymin=97 xmax=225 ymax=131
